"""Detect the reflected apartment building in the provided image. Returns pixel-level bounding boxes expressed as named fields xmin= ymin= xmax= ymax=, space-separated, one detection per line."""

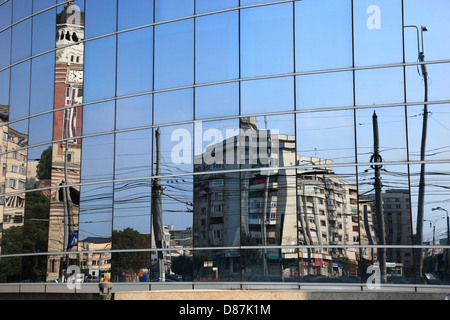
xmin=194 ymin=117 xmax=377 ymax=280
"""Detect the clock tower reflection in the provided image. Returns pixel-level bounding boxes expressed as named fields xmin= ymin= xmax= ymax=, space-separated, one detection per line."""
xmin=46 ymin=2 xmax=84 ymax=282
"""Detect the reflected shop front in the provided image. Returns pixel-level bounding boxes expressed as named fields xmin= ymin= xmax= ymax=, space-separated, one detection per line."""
xmin=0 ymin=0 xmax=450 ymax=289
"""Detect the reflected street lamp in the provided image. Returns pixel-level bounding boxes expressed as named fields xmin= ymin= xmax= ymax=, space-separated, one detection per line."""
xmin=432 ymin=207 xmax=450 ymax=270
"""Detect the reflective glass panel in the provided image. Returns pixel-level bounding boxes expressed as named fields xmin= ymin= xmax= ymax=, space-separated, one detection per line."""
xmin=11 ymin=18 xmax=31 ymax=64
xmin=404 ymin=0 xmax=450 ymax=63
xmin=195 ymin=82 xmax=239 ymax=120
xmin=32 ymin=8 xmax=56 ymax=55
xmin=295 ymin=0 xmax=352 ymax=72
xmin=9 ymin=60 xmax=30 ymax=121
xmin=195 ymin=11 xmax=238 ymax=84
xmin=298 ymin=165 xmax=359 ymax=283
xmin=117 ymin=27 xmax=153 ymax=96
xmin=355 ymin=67 xmax=404 ymax=107
xmin=12 ymin=0 xmax=32 ymax=23
xmin=118 ymin=0 xmax=153 ymax=31
xmin=356 ymin=107 xmax=408 ymax=163
xmin=30 ymin=53 xmax=55 ymax=115
xmin=297 ymin=110 xmax=356 ymax=165
xmin=0 ymin=0 xmax=12 ymax=30
xmin=240 ymin=3 xmax=293 ymax=77
xmin=115 ymin=129 xmax=152 ymax=180
xmin=296 ymin=71 xmax=354 ymax=110
xmin=358 ymin=164 xmax=413 ymax=284
xmin=85 ymin=0 xmax=117 ymax=39
xmin=116 ymin=94 xmax=152 ymax=131
xmin=33 ymin=0 xmax=56 ymax=13
xmin=241 ymin=77 xmax=294 ymax=115
xmin=80 ymin=134 xmax=114 ymax=183
xmin=82 ymin=101 xmax=115 ymax=135
xmin=84 ymin=35 xmax=116 ymax=103
xmin=155 ymin=0 xmax=194 ymax=22
xmin=154 ymin=19 xmax=194 ymax=90
xmin=353 ymin=0 xmax=403 ymax=66
xmin=154 ymin=89 xmax=193 ymax=125
xmin=407 ymin=104 xmax=450 ymax=162
xmin=28 ymin=113 xmax=53 ymax=146
xmin=0 ymin=29 xmax=11 ymax=69
xmin=196 ymin=0 xmax=237 ymax=14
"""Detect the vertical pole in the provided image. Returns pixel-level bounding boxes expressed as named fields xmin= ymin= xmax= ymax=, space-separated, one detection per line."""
xmin=416 ymin=50 xmax=428 ymax=279
xmin=372 ymin=112 xmax=387 ymax=283
xmin=152 ymin=128 xmax=164 ymax=282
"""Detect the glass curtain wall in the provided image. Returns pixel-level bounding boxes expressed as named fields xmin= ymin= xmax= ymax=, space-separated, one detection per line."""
xmin=0 ymin=0 xmax=449 ymax=287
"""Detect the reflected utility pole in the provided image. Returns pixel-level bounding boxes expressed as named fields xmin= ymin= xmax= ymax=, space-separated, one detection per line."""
xmin=371 ymin=111 xmax=386 ymax=283
xmin=152 ymin=128 xmax=165 ymax=282
xmin=404 ymin=25 xmax=428 ymax=277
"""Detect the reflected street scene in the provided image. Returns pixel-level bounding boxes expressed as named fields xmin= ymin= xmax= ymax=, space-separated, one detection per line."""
xmin=0 ymin=0 xmax=449 ymax=293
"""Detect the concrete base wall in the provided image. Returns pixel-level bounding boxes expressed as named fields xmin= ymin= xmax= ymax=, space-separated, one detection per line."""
xmin=114 ymin=290 xmax=450 ymax=300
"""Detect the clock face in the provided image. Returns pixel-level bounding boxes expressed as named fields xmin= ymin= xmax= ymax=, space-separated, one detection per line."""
xmin=68 ymin=70 xmax=83 ymax=82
